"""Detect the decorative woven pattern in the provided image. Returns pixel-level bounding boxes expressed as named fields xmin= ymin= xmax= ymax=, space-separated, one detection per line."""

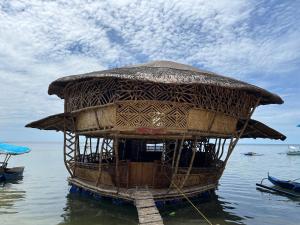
xmin=65 ymin=79 xmax=256 ymax=119
xmin=116 ymin=101 xmax=192 ymax=129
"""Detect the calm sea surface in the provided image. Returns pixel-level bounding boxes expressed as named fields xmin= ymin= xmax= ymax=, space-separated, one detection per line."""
xmin=1 ymin=143 xmax=299 ymax=225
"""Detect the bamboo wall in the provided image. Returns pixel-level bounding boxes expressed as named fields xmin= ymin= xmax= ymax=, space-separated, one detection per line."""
xmin=75 ymin=101 xmax=238 ymax=135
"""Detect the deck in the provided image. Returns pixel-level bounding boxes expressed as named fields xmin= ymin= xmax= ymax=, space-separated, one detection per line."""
xmin=134 ymin=190 xmax=164 ymax=225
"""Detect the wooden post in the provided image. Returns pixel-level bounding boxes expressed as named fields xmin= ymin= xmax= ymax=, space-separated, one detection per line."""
xmin=95 ymin=138 xmax=100 ymax=154
xmin=73 ymin=134 xmax=79 ymax=175
xmin=83 ymin=137 xmax=88 ymax=161
xmin=215 ymin=138 xmax=221 ymax=160
xmin=168 ymin=134 xmax=185 ymax=189
xmin=114 ymin=136 xmax=120 ymax=191
xmin=96 ymin=138 xmax=105 ymax=187
xmin=171 ymin=139 xmax=178 ymax=169
xmin=89 ymin=137 xmax=92 ymax=155
xmin=218 ymin=139 xmax=226 ymax=160
xmin=180 ymin=138 xmax=197 ymax=189
xmin=95 ymin=138 xmax=100 ymax=162
xmin=127 ymin=160 xmax=130 ymax=188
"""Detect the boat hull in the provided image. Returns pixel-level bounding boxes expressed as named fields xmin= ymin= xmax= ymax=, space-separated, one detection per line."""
xmin=68 ymin=177 xmax=217 ymax=203
xmin=287 ymin=151 xmax=300 ymax=155
xmin=268 ymin=175 xmax=300 ymax=193
xmin=0 ymin=167 xmax=24 ymax=181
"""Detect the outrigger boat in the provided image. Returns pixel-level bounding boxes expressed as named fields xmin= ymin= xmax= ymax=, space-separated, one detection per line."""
xmin=243 ymin=152 xmax=263 ymax=156
xmin=0 ymin=142 xmax=30 ymax=182
xmin=268 ymin=174 xmax=300 ymax=192
xmin=256 ymin=173 xmax=300 ymax=197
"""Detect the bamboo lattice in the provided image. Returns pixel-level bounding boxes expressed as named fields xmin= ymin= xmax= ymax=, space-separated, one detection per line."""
xmin=65 ymin=78 xmax=256 ymax=119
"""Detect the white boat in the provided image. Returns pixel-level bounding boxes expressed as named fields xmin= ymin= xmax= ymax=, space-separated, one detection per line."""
xmin=287 ymin=146 xmax=300 ymax=155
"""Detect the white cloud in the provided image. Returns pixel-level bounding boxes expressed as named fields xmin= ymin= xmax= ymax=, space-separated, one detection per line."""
xmin=0 ymin=0 xmax=299 ymax=142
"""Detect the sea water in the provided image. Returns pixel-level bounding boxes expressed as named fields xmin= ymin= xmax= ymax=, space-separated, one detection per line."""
xmin=1 ymin=143 xmax=299 ymax=225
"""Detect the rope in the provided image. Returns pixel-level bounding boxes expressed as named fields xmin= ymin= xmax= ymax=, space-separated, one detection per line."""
xmin=164 ymin=173 xmax=213 ymax=225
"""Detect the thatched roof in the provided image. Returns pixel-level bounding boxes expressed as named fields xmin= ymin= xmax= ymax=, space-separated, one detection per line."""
xmin=238 ymin=119 xmax=286 ymax=141
xmin=48 ymin=61 xmax=283 ymax=105
xmin=25 ymin=113 xmax=286 ymax=141
xmin=25 ymin=113 xmax=69 ymax=132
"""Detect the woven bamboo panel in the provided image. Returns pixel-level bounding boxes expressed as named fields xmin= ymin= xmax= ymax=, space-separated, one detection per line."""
xmin=116 ymin=101 xmax=192 ymax=129
xmin=188 ymin=109 xmax=212 ymax=131
xmin=65 ymin=79 xmax=256 ymax=119
xmin=76 ymin=105 xmax=116 ymax=131
xmin=188 ymin=109 xmax=237 ymax=134
xmin=210 ymin=114 xmax=237 ymax=134
xmin=74 ymin=100 xmax=238 ymax=134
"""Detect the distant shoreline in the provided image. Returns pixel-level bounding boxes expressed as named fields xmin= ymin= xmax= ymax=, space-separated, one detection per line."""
xmin=2 ymin=141 xmax=299 ymax=145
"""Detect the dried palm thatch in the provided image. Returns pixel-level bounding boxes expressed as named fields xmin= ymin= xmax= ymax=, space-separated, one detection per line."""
xmin=48 ymin=61 xmax=283 ymax=105
xmin=238 ymin=119 xmax=286 ymax=140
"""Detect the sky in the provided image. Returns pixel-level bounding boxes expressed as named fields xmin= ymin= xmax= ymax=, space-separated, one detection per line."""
xmin=0 ymin=0 xmax=299 ymax=144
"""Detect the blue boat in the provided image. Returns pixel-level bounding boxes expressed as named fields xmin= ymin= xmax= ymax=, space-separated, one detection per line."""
xmin=0 ymin=142 xmax=30 ymax=182
xmin=268 ymin=174 xmax=300 ymax=193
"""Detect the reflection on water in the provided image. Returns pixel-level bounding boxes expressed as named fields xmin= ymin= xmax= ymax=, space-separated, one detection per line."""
xmin=0 ymin=182 xmax=25 ymax=214
xmin=59 ymin=194 xmax=138 ymax=225
xmin=59 ymin=192 xmax=245 ymax=225
xmin=161 ymin=194 xmax=245 ymax=225
xmin=0 ymin=143 xmax=299 ymax=225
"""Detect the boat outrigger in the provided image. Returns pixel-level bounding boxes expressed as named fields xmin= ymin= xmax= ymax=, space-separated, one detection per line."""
xmin=26 ymin=61 xmax=285 ymax=223
xmin=0 ymin=142 xmax=30 ymax=182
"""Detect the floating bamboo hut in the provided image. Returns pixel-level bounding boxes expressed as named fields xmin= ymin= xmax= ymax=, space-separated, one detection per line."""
xmin=26 ymin=61 xmax=285 ymax=204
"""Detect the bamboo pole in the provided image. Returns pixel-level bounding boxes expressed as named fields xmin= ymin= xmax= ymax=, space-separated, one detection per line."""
xmin=83 ymin=137 xmax=88 ymax=161
xmin=114 ymin=136 xmax=120 ymax=191
xmin=96 ymin=138 xmax=100 ymax=154
xmin=171 ymin=139 xmax=179 ymax=169
xmin=215 ymin=138 xmax=221 ymax=159
xmin=73 ymin=134 xmax=79 ymax=176
xmin=224 ymin=97 xmax=261 ymax=165
xmin=218 ymin=139 xmax=226 ymax=160
xmin=168 ymin=134 xmax=185 ymax=189
xmin=89 ymin=138 xmax=92 ymax=162
xmin=94 ymin=109 xmax=101 ymax=129
xmin=180 ymin=138 xmax=197 ymax=189
xmin=96 ymin=138 xmax=105 ymax=187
